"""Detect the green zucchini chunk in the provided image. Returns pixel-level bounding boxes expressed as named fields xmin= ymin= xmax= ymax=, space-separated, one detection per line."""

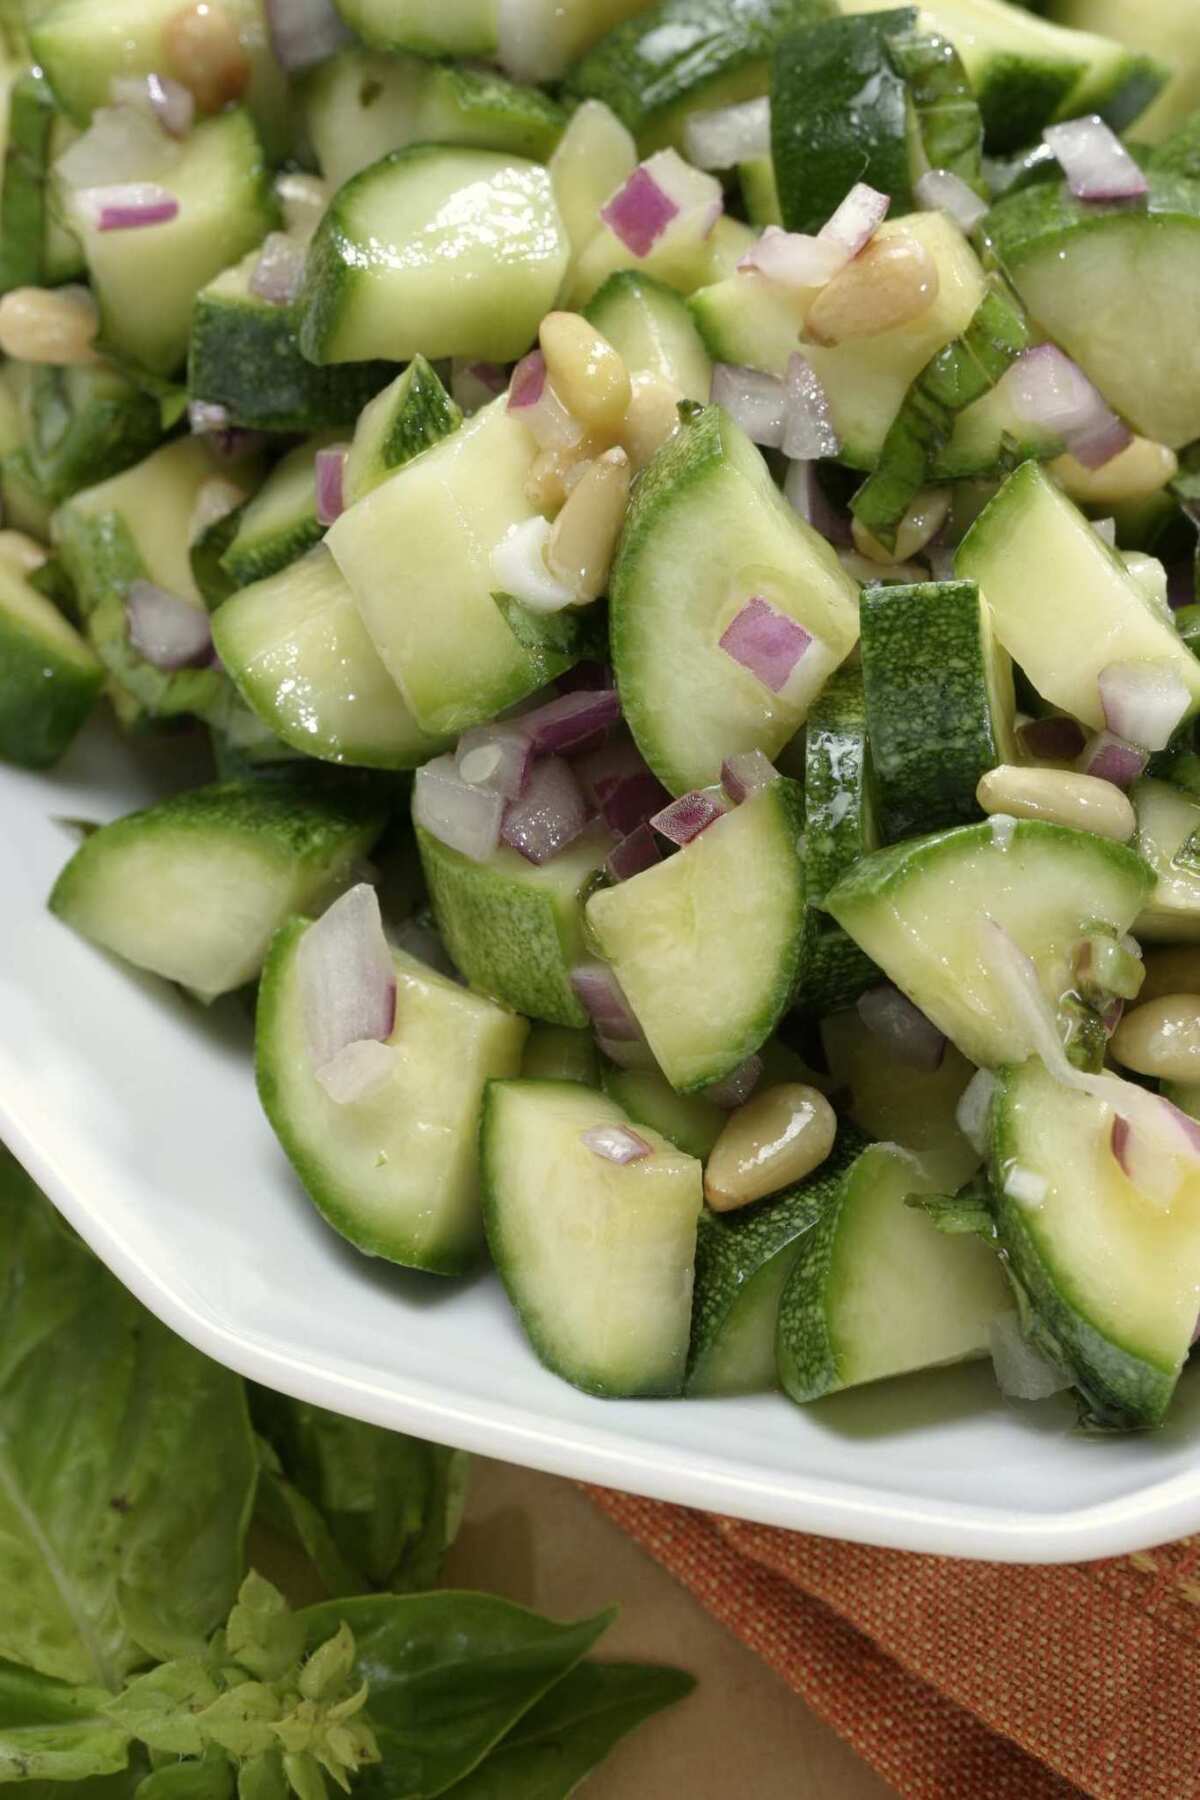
xmin=798 ymin=663 xmax=880 ymax=1014
xmin=0 ymin=556 xmax=102 ymax=767
xmin=343 ymin=356 xmax=462 ymax=507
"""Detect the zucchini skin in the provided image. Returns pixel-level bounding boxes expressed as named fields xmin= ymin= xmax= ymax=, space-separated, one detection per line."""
xmin=798 ymin=663 xmax=879 ymax=1013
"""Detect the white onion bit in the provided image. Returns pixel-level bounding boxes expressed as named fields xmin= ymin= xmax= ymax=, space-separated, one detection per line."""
xmin=683 ymin=96 xmax=771 ymax=171
xmin=710 ymin=362 xmax=786 ymax=448
xmin=125 ymin=580 xmax=212 ymax=670
xmin=914 ymin=167 xmax=988 ymax=234
xmin=491 ymin=516 xmax=576 ymax=613
xmin=297 ymin=883 xmax=397 ymax=1097
xmin=413 ymin=754 xmax=504 ymax=862
xmin=990 ymin=1313 xmax=1073 ymax=1401
xmin=1043 ymin=116 xmax=1149 ymax=204
xmin=1097 ymin=659 xmax=1191 ymax=753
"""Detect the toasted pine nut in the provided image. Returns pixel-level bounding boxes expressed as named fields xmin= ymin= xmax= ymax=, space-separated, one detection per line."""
xmin=977 ymin=764 xmax=1136 ymax=842
xmin=704 ymin=1082 xmax=837 ymax=1211
xmin=0 ymin=530 xmax=48 ymax=573
xmin=804 ymin=232 xmax=940 ymax=347
xmin=164 ymin=2 xmax=250 ymax=113
xmin=0 ymin=285 xmax=98 ymax=364
xmin=852 ymin=487 xmax=951 ymax=564
xmin=546 ymin=447 xmax=631 ymax=603
xmin=539 ymin=311 xmax=632 ymax=435
xmin=1051 ymin=436 xmax=1178 ymax=508
xmin=1138 ymin=948 xmax=1200 ymax=1005
xmin=524 ymin=437 xmax=604 ymax=510
xmin=1110 ymin=995 xmax=1200 ymax=1081
xmin=621 ymin=370 xmax=683 ymax=468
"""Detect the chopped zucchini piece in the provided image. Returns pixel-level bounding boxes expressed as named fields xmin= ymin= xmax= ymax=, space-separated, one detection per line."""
xmin=220 ymin=435 xmax=338 ymax=591
xmin=602 ymin=1065 xmax=726 ymax=1160
xmin=1044 ymin=0 xmax=1200 ymax=144
xmin=0 ymin=555 xmax=102 ymax=767
xmin=799 ymin=663 xmax=880 ymax=1013
xmin=820 ymin=1008 xmax=982 ymax=1189
xmin=1132 ymin=778 xmax=1200 ymax=943
xmin=522 ymin=1026 xmax=599 ymax=1085
xmin=584 ymin=271 xmax=712 ymax=403
xmin=343 ymin=356 xmax=462 ymax=507
xmin=549 ymin=99 xmax=637 ymax=261
xmin=10 ymin=357 xmax=162 ymax=506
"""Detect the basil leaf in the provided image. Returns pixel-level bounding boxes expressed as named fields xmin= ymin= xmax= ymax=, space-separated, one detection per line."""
xmin=134 ymin=1759 xmax=235 ymax=1800
xmin=0 ymin=1657 xmax=131 ymax=1782
xmin=0 ymin=1148 xmax=257 ymax=1687
xmin=442 ymin=1661 xmax=696 ymax=1799
xmin=297 ymin=1594 xmax=615 ymax=1798
xmin=250 ymin=1439 xmax=367 ymax=1601
xmin=250 ymin=1390 xmax=468 ymax=1595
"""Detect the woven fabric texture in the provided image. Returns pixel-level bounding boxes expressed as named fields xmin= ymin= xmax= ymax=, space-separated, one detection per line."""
xmin=586 ymin=1485 xmax=1200 ymax=1800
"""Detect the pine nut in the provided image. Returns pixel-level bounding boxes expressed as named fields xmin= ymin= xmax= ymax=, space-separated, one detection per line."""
xmin=0 ymin=285 xmax=98 ymax=364
xmin=1110 ymin=995 xmax=1200 ymax=1082
xmin=976 ymin=764 xmax=1136 ymax=842
xmin=164 ymin=3 xmax=251 ymax=113
xmin=524 ymin=437 xmax=603 ymax=510
xmin=1138 ymin=948 xmax=1200 ymax=1005
xmin=704 ymin=1082 xmax=837 ymax=1211
xmin=546 ymin=447 xmax=631 ymax=603
xmin=539 ymin=311 xmax=632 ymax=435
xmin=852 ymin=487 xmax=950 ymax=564
xmin=804 ymin=232 xmax=940 ymax=347
xmin=621 ymin=371 xmax=683 ymax=468
xmin=0 ymin=530 xmax=48 ymax=574
xmin=1051 ymin=436 xmax=1178 ymax=508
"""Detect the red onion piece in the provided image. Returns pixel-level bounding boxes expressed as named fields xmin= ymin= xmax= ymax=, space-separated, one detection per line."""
xmin=602 ymin=162 xmax=680 ymax=257
xmin=703 ymin=1054 xmax=763 ymax=1109
xmin=581 ymin=1123 xmax=653 ymax=1164
xmin=1017 ymin=715 xmax=1088 ymax=762
xmin=1097 ymin=659 xmax=1190 ymax=752
xmin=452 ymin=359 xmax=506 ymax=413
xmin=821 ymin=182 xmax=891 ymax=260
xmin=605 ymin=822 xmax=662 ymax=883
xmin=914 ymin=167 xmax=987 ymax=233
xmin=455 ymin=723 xmax=532 ymax=800
xmin=315 ymin=1038 xmax=397 ymax=1105
xmin=719 ymin=595 xmax=814 ymax=694
xmin=266 ymin=0 xmax=351 ymax=73
xmin=738 ymin=225 xmax=846 ymax=289
xmin=508 ymin=350 xmax=546 ymax=411
xmin=577 ymin=735 xmax=670 ymax=836
xmin=571 ymin=960 xmax=641 ymax=1041
xmin=650 ymin=790 xmax=726 ymax=846
xmin=784 ymin=459 xmax=852 ymax=544
xmin=500 ymin=756 xmax=590 ymax=864
xmin=683 ymin=96 xmax=770 ymax=171
xmin=1043 ymin=116 xmax=1148 ymax=204
xmin=1076 ymin=729 xmax=1148 ymax=788
xmin=314 ymin=446 xmax=348 ymax=528
xmin=414 ymin=754 xmax=504 ymax=862
xmin=784 ymin=354 xmax=840 ymax=461
xmin=1099 ymin=996 xmax=1125 ymax=1037
xmin=710 ymin=362 xmax=787 ymax=448
xmin=125 ymin=580 xmax=212 ymax=669
xmin=506 ymin=353 xmax=582 ymax=452
xmin=297 ymin=883 xmax=397 ymax=1084
xmin=109 ymin=73 xmax=195 ymax=139
xmin=250 ymin=232 xmax=306 ymax=306
xmin=856 ymin=984 xmax=947 ymax=1071
xmin=1006 ymin=344 xmax=1131 ymax=471
xmin=77 ymin=183 xmax=178 ymax=230
xmin=557 ymin=660 xmax=614 ymax=693
xmin=521 ymin=687 xmax=622 ymax=756
xmin=721 ymin=750 xmax=778 ymax=804
xmin=596 ymin=1035 xmax=657 ymax=1071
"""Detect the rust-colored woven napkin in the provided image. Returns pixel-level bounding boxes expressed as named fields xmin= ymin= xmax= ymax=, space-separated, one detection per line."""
xmin=585 ymin=1485 xmax=1200 ymax=1800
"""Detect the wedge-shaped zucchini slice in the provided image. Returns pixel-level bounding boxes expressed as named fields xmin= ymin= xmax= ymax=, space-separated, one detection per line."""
xmin=50 ymin=781 xmax=385 ymax=1001
xmin=991 ymin=1056 xmax=1200 ymax=1427
xmin=258 ymin=923 xmax=527 ymax=1273
xmin=482 ymin=1079 xmax=703 ymax=1396
xmin=584 ymin=271 xmax=712 ymax=402
xmin=776 ymin=1142 xmax=1008 ymax=1403
xmin=220 ymin=434 xmax=338 ymax=591
xmin=610 ymin=405 xmax=860 ymax=794
xmin=586 ymin=778 xmax=806 ymax=1090
xmin=343 ymin=356 xmax=462 ymax=507
xmin=821 ymin=1008 xmax=981 ymax=1191
xmin=1132 ymin=777 xmax=1200 ymax=943
xmin=0 ymin=557 xmax=102 ymax=768
xmin=799 ymin=662 xmax=879 ymax=1013
xmin=825 ymin=819 xmax=1154 ymax=1068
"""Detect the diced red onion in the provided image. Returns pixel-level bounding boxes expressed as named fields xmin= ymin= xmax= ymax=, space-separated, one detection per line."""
xmin=1099 ymin=996 xmax=1125 ymax=1037
xmin=76 ymin=183 xmax=178 ymax=231
xmin=650 ymin=790 xmax=726 ymax=846
xmin=452 ymin=359 xmax=506 ymax=414
xmin=605 ymin=823 xmax=662 ymax=882
xmin=719 ymin=595 xmax=814 ymax=694
xmin=125 ymin=580 xmax=212 ymax=670
xmin=602 ymin=162 xmax=680 ymax=258
xmin=783 ymin=354 xmax=840 ymax=461
xmin=1076 ymin=729 xmax=1148 ymax=788
xmin=683 ymin=96 xmax=771 ymax=171
xmin=315 ymin=446 xmax=348 ymax=528
xmin=1097 ymin=660 xmax=1191 ymax=752
xmin=1043 ymin=116 xmax=1148 ymax=204
xmin=266 ymin=0 xmax=351 ymax=73
xmin=710 ymin=363 xmax=786 ymax=449
xmin=314 ymin=1038 xmax=397 ymax=1105
xmin=508 ymin=350 xmax=546 ymax=411
xmin=455 ymin=723 xmax=531 ymax=800
xmin=250 ymin=232 xmax=306 ymax=306
xmin=581 ymin=1123 xmax=652 ymax=1164
xmin=506 ymin=352 xmax=583 ymax=453
xmin=914 ymin=167 xmax=987 ymax=234
xmin=989 ymin=1313 xmax=1072 ymax=1402
xmin=1017 ymin=715 xmax=1088 ymax=762
xmin=856 ymin=984 xmax=947 ymax=1071
xmin=721 ymin=750 xmax=779 ymax=804
xmin=577 ymin=735 xmax=670 ymax=836
xmin=703 ymin=1054 xmax=763 ymax=1110
xmin=500 ymin=756 xmax=590 ymax=864
xmin=109 ymin=73 xmax=195 ymax=139
xmin=784 ymin=459 xmax=852 ymax=544
xmin=738 ymin=225 xmax=845 ymax=289
xmin=491 ymin=516 xmax=576 ymax=613
xmin=1007 ymin=345 xmax=1131 ymax=471
xmin=521 ymin=687 xmax=622 ymax=756
xmin=297 ymin=883 xmax=397 ymax=1088
xmin=414 ymin=754 xmax=504 ymax=862
xmin=571 ymin=960 xmax=641 ymax=1041
xmin=821 ymin=182 xmax=891 ymax=261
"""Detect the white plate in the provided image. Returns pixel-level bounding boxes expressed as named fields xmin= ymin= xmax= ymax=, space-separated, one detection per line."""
xmin=5 ymin=718 xmax=1200 ymax=1565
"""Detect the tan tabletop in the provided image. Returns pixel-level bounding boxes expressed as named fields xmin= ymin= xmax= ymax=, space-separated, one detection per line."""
xmin=445 ymin=1458 xmax=896 ymax=1799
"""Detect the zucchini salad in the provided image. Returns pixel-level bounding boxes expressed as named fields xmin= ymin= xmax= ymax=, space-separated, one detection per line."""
xmin=8 ymin=0 xmax=1200 ymax=1430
